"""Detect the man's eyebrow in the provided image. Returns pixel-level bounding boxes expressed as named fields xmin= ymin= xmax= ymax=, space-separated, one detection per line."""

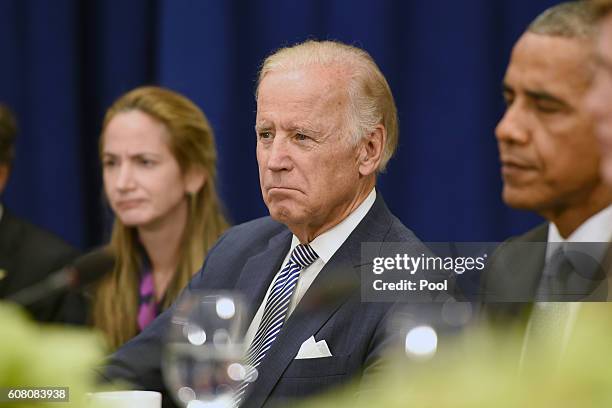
xmin=291 ymin=124 xmax=322 ymax=136
xmin=255 ymin=122 xmax=272 ymax=132
xmin=524 ymin=89 xmax=568 ymax=107
xmin=254 ymin=121 xmax=323 ymax=136
xmin=501 ymin=82 xmax=570 ymax=109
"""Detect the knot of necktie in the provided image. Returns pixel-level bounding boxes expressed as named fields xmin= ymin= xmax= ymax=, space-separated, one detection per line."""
xmin=234 ymin=243 xmax=319 ymax=405
xmin=289 ymin=244 xmax=319 ymax=269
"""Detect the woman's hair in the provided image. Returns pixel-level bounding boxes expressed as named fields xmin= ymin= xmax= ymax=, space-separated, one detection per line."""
xmin=92 ymin=86 xmax=229 ymax=350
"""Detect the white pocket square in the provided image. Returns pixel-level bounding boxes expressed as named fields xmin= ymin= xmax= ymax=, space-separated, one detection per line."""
xmin=295 ymin=335 xmax=333 ymax=359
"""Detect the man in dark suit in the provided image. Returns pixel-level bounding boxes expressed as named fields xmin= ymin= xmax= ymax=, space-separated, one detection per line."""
xmin=0 ymin=104 xmax=82 ymax=323
xmin=584 ymin=0 xmax=612 ymax=298
xmin=482 ymin=2 xmax=612 ymax=340
xmin=104 ymin=40 xmax=428 ymax=407
xmin=586 ymin=0 xmax=612 ymax=188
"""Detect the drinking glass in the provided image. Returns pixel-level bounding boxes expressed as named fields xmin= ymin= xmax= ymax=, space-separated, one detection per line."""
xmin=162 ymin=291 xmax=250 ymax=408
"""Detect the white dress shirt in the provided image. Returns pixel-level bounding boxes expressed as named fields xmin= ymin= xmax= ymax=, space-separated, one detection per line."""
xmin=244 ymin=188 xmax=377 ymax=348
xmin=545 ymin=203 xmax=612 ymax=325
xmin=546 ymin=204 xmax=612 ymax=260
xmin=523 ymin=204 xmax=612 ymax=361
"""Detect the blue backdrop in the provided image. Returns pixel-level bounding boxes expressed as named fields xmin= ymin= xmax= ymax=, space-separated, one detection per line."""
xmin=0 ymin=0 xmax=562 ymax=250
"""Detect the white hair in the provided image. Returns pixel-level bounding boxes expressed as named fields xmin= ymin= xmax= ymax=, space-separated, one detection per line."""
xmin=257 ymin=40 xmax=398 ymax=172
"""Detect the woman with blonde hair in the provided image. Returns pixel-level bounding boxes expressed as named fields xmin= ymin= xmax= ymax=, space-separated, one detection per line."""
xmin=93 ymin=86 xmax=228 ymax=350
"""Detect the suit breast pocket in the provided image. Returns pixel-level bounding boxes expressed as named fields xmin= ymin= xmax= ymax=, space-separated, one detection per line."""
xmin=283 ymin=355 xmax=350 ymax=378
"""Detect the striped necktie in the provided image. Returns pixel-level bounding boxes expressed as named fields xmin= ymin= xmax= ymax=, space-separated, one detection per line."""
xmin=235 ymin=244 xmax=319 ymax=404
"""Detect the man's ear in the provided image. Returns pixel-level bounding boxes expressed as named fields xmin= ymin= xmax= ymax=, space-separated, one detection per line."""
xmin=357 ymin=125 xmax=385 ymax=176
xmin=184 ymin=166 xmax=207 ymax=195
xmin=0 ymin=165 xmax=10 ymax=195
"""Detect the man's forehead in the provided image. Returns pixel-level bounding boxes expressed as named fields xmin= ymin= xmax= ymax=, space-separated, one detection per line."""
xmin=505 ymin=33 xmax=592 ymax=95
xmin=259 ymin=65 xmax=348 ymax=96
xmin=257 ymin=67 xmax=348 ymax=119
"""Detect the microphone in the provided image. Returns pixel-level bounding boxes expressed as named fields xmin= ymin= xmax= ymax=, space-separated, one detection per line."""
xmin=7 ymin=248 xmax=116 ymax=307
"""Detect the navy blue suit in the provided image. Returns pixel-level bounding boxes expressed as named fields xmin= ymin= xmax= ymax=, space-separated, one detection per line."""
xmin=104 ymin=195 xmax=424 ymax=407
xmin=0 ymin=209 xmax=83 ymax=323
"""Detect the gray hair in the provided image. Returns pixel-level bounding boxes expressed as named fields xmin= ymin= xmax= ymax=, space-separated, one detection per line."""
xmin=528 ymin=1 xmax=598 ymax=38
xmin=257 ymin=40 xmax=398 ymax=173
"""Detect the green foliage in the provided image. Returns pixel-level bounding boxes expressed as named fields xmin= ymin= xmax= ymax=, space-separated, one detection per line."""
xmin=0 ymin=302 xmax=105 ymax=407
xmin=301 ymin=304 xmax=612 ymax=408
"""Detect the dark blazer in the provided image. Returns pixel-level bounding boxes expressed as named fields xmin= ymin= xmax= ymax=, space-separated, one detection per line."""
xmin=482 ymin=224 xmax=547 ymax=299
xmin=0 ymin=208 xmax=83 ymax=323
xmin=482 ymin=223 xmax=612 ymax=325
xmin=104 ymin=194 xmax=425 ymax=408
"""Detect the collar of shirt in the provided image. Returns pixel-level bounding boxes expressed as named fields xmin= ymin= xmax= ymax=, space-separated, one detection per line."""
xmin=546 ymin=204 xmax=612 ymax=261
xmin=244 ymin=188 xmax=376 ymax=347
xmin=282 ymin=187 xmax=376 ymax=310
xmin=537 ymin=206 xmax=612 ymax=350
xmin=288 ymin=187 xmax=377 ymax=264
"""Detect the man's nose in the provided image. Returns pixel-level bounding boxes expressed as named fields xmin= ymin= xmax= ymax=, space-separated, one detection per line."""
xmin=495 ymin=102 xmax=530 ymax=145
xmin=266 ymin=136 xmax=293 ymax=172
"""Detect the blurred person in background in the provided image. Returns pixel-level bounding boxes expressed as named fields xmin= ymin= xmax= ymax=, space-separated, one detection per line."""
xmin=494 ymin=1 xmax=610 ymax=244
xmin=586 ymin=0 xmax=612 ymax=188
xmin=93 ymin=86 xmax=229 ymax=350
xmin=482 ymin=2 xmax=612 ymax=363
xmin=0 ymin=103 xmax=82 ymax=323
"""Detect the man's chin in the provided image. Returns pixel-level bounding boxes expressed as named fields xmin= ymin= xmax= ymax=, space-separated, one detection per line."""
xmin=267 ymin=204 xmax=305 ymax=225
xmin=502 ymin=187 xmax=542 ymax=211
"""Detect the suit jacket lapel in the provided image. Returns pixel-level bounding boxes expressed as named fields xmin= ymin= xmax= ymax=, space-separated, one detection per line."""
xmin=518 ymin=224 xmax=548 ymax=299
xmin=234 ymin=229 xmax=292 ymax=323
xmin=485 ymin=224 xmax=547 ymax=323
xmin=244 ymin=195 xmax=393 ymax=407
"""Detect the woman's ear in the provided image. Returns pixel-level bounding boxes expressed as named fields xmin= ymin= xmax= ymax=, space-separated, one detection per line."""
xmin=184 ymin=166 xmax=207 ymax=194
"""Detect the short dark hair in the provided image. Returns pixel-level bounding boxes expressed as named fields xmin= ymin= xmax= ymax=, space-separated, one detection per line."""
xmin=528 ymin=1 xmax=597 ymax=38
xmin=0 ymin=104 xmax=17 ymax=166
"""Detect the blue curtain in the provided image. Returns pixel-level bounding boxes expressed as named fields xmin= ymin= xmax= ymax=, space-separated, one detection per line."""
xmin=0 ymin=0 xmax=561 ymax=249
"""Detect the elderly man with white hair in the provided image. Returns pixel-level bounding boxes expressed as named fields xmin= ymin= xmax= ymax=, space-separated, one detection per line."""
xmin=104 ymin=40 xmax=428 ymax=408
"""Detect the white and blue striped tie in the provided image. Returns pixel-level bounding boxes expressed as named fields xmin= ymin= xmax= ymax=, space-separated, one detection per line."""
xmin=235 ymin=244 xmax=319 ymax=404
